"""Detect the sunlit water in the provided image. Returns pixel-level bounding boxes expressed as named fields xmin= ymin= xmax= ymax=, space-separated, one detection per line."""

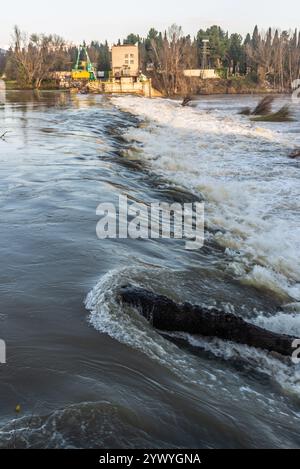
xmin=0 ymin=90 xmax=300 ymax=448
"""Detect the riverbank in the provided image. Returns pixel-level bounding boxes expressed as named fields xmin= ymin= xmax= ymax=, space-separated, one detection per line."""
xmin=3 ymin=76 xmax=287 ymax=96
xmin=197 ymin=77 xmax=282 ymax=95
xmin=3 ymin=79 xmax=60 ymax=91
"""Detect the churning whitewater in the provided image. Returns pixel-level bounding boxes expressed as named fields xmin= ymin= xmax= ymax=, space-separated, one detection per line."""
xmin=86 ymin=95 xmax=300 ymax=402
xmin=111 ymin=96 xmax=300 ymax=302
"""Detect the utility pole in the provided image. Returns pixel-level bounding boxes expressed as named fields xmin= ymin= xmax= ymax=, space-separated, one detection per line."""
xmin=201 ymin=39 xmax=210 ymax=69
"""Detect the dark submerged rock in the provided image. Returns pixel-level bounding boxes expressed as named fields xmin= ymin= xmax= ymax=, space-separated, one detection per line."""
xmin=118 ymin=286 xmax=298 ymax=357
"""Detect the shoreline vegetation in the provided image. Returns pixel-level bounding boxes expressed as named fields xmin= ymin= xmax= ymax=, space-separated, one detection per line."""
xmin=238 ymin=95 xmax=295 ymax=122
xmin=2 ymin=77 xmax=290 ymax=96
xmin=251 ymin=105 xmax=294 ymax=122
xmin=1 ymin=23 xmax=300 ymax=96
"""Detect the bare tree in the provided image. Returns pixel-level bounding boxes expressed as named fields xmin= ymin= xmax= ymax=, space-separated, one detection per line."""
xmin=148 ymin=24 xmax=197 ymax=96
xmin=11 ymin=26 xmax=66 ymax=89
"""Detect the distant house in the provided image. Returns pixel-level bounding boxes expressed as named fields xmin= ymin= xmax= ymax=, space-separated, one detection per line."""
xmin=111 ymin=44 xmax=139 ymax=78
xmin=184 ymin=69 xmax=219 ymax=79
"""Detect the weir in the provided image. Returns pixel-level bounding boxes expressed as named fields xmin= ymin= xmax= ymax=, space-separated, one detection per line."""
xmin=52 ymin=73 xmax=162 ymax=97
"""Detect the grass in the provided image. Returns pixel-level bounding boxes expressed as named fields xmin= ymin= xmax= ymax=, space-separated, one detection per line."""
xmin=240 ymin=96 xmax=295 ymax=122
xmin=252 ymin=96 xmax=274 ymax=115
xmin=239 ymin=96 xmax=275 ymax=117
xmin=3 ymin=80 xmax=19 ymax=90
xmin=239 ymin=107 xmax=251 ymax=115
xmin=3 ymin=79 xmax=59 ymax=90
xmin=251 ymin=105 xmax=294 ymax=122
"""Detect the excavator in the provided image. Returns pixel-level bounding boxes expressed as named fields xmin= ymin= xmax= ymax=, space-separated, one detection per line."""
xmin=71 ymin=44 xmax=97 ymax=81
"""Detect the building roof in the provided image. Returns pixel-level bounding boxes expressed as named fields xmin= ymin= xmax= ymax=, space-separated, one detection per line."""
xmin=112 ymin=43 xmax=138 ymax=48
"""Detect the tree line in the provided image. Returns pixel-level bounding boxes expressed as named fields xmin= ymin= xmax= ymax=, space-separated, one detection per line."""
xmin=0 ymin=24 xmax=299 ymax=94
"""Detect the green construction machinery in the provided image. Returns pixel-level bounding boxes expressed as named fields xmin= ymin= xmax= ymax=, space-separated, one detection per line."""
xmin=72 ymin=44 xmax=97 ymax=81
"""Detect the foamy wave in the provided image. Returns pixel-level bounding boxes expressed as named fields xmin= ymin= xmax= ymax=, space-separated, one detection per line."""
xmin=85 ymin=268 xmax=300 ymax=399
xmin=112 ymin=96 xmax=300 ymax=301
xmin=169 ymin=332 xmax=300 ymax=397
xmin=85 ymin=268 xmax=219 ymax=387
xmin=0 ymin=401 xmax=149 ymax=449
xmin=252 ymin=311 xmax=300 ymax=337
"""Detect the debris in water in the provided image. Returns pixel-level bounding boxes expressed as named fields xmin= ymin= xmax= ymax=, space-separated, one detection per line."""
xmin=239 ymin=107 xmax=251 ymax=116
xmin=0 ymin=131 xmax=9 ymax=140
xmin=181 ymin=96 xmax=193 ymax=107
xmin=251 ymin=105 xmax=294 ymax=122
xmin=289 ymin=149 xmax=300 ymax=159
xmin=15 ymin=404 xmax=21 ymax=414
xmin=252 ymin=96 xmax=275 ymax=116
xmin=239 ymin=96 xmax=275 ymax=117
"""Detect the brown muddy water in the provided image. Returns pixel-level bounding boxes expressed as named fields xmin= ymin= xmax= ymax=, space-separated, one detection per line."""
xmin=0 ymin=90 xmax=300 ymax=448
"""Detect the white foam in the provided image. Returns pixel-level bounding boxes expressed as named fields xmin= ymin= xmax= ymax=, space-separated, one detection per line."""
xmin=112 ymin=96 xmax=300 ymax=301
xmin=178 ymin=332 xmax=300 ymax=397
xmin=253 ymin=311 xmax=300 ymax=337
xmin=85 ymin=268 xmax=218 ymax=387
xmin=85 ymin=268 xmax=300 ymax=401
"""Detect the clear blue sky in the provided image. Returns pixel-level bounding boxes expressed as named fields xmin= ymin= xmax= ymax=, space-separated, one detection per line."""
xmin=1 ymin=0 xmax=299 ymax=48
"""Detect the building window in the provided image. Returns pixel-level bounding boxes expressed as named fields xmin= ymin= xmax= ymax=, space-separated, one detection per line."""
xmin=130 ymin=60 xmax=134 ymax=64
xmin=130 ymin=54 xmax=134 ymax=58
xmin=125 ymin=54 xmax=129 ymax=59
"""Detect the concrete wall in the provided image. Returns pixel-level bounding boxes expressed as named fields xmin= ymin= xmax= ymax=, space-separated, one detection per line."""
xmin=87 ymin=77 xmax=162 ymax=98
xmin=111 ymin=45 xmax=139 ymax=77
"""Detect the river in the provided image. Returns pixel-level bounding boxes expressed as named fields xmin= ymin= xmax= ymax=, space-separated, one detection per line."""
xmin=0 ymin=90 xmax=300 ymax=448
